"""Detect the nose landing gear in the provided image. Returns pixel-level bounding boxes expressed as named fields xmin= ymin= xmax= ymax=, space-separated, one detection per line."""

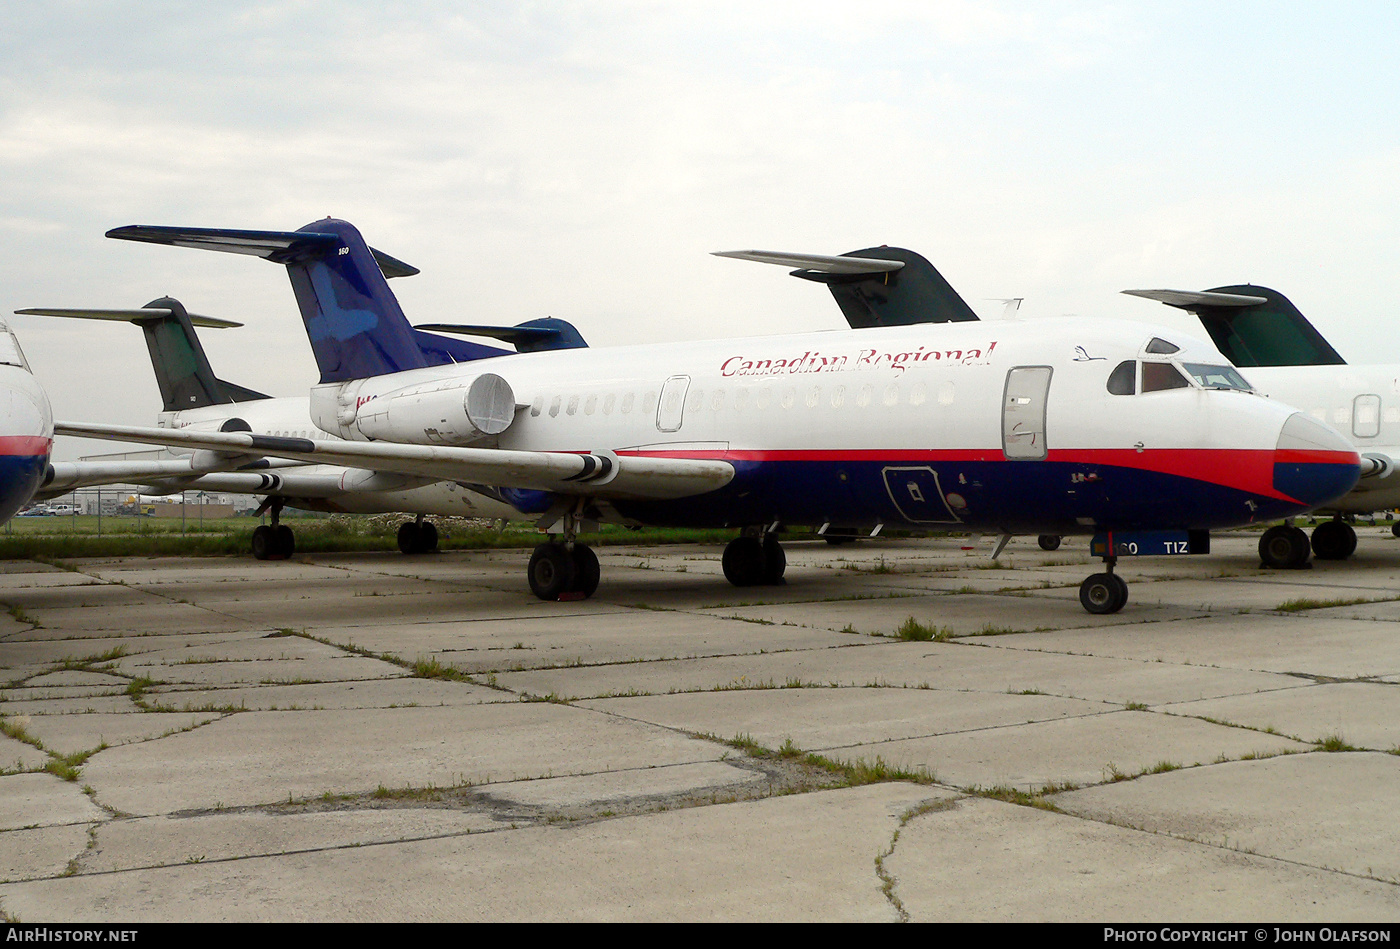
xmin=1079 ymin=556 xmax=1128 ymax=614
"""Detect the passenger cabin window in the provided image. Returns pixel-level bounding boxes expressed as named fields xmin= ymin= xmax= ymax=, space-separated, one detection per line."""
xmin=1142 ymin=362 xmax=1190 ymax=392
xmin=1107 ymin=360 xmax=1136 ymax=395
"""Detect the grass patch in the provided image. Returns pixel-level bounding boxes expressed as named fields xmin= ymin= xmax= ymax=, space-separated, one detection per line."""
xmin=1316 ymin=733 xmax=1360 ymax=752
xmin=1274 ymin=595 xmax=1392 ymax=613
xmin=895 ymin=617 xmax=952 ymax=642
xmin=409 ymin=657 xmax=472 ymax=682
xmin=969 ymin=783 xmax=1068 ymax=811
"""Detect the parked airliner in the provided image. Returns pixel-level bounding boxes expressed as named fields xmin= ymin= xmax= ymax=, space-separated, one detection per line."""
xmin=0 ymin=320 xmax=53 ymax=523
xmin=1125 ymin=285 xmax=1400 ymax=568
xmin=60 ymin=220 xmax=1362 ymax=614
xmin=18 ymin=296 xmax=534 ymax=558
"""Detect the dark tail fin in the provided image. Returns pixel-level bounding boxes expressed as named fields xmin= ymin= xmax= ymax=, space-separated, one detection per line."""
xmin=106 ymin=220 xmax=512 ymax=383
xmin=14 ymin=298 xmax=269 ymax=412
xmin=1123 ymin=285 xmax=1346 ymax=367
xmin=794 ymin=246 xmax=980 ymax=328
xmin=713 ymin=246 xmax=979 ymax=328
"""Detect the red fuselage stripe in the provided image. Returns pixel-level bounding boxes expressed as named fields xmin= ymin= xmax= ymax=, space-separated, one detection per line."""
xmin=0 ymin=436 xmax=52 ymax=457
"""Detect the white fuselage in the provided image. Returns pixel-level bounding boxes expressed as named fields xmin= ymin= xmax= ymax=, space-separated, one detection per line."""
xmin=1242 ymin=364 xmax=1400 ymax=513
xmin=301 ymin=317 xmax=1360 ymax=534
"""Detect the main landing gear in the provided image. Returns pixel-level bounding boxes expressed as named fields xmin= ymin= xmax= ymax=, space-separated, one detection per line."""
xmin=397 ymin=517 xmax=439 ymax=555
xmin=722 ymin=532 xmax=786 ymax=587
xmin=251 ymin=498 xmax=295 ymax=561
xmin=527 ymin=505 xmax=599 ymax=601
xmin=1079 ymin=556 xmax=1128 ymax=615
xmin=1259 ymin=517 xmax=1358 ymax=568
xmin=528 ymin=542 xmax=599 ymax=600
xmin=1309 ymin=517 xmax=1357 ymax=561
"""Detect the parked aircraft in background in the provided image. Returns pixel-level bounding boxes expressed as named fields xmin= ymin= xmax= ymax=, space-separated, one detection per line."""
xmin=59 ymin=220 xmax=1361 ymax=614
xmin=1124 ymin=285 xmax=1400 ymax=568
xmin=17 ymin=296 xmax=536 ymax=558
xmin=0 ymin=320 xmax=53 ymax=523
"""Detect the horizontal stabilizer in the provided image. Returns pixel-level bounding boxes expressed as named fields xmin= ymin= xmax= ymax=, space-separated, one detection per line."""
xmin=1122 ymin=283 xmax=1346 ymax=368
xmin=56 ymin=421 xmax=735 ymax=502
xmin=712 ymin=249 xmax=904 ymax=274
xmin=105 ymin=226 xmax=420 ymax=278
xmin=214 ymin=378 xmax=272 ymax=403
xmin=1121 ymin=289 xmax=1268 ymax=308
xmin=409 ymin=330 xmax=513 ymax=365
xmin=15 ymin=306 xmax=243 ymax=328
xmin=719 ymin=245 xmax=977 ymax=329
xmin=415 ymin=317 xmax=588 ymax=353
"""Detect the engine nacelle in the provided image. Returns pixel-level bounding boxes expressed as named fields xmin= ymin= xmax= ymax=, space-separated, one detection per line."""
xmin=347 ymin=373 xmax=517 ymax=445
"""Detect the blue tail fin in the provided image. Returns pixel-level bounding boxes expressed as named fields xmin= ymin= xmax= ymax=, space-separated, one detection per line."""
xmin=106 ymin=220 xmax=512 ymax=383
xmin=284 ymin=218 xmax=432 ymax=381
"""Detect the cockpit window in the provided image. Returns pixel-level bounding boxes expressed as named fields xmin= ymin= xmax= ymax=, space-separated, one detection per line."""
xmin=1145 ymin=337 xmax=1180 ymax=355
xmin=1107 ymin=360 xmax=1136 ymax=395
xmin=1182 ymin=362 xmax=1252 ymax=391
xmin=0 ymin=329 xmax=28 ymax=370
xmin=1141 ymin=362 xmax=1190 ymax=392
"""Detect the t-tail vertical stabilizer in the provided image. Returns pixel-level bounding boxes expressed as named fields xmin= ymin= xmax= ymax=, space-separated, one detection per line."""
xmin=1122 ymin=285 xmax=1347 ymax=368
xmin=713 ymin=246 xmax=980 ymax=328
xmin=105 ymin=220 xmax=512 ymax=383
xmin=14 ymin=298 xmax=268 ymax=412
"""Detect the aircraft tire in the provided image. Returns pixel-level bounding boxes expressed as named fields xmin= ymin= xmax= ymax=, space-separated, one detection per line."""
xmin=1037 ymin=535 xmax=1062 ymax=551
xmin=420 ymin=521 xmax=439 ymax=552
xmin=762 ymin=537 xmax=786 ymax=584
xmin=1111 ymin=573 xmax=1128 ymax=609
xmin=1079 ymin=573 xmax=1126 ymax=614
xmin=722 ymin=537 xmax=766 ymax=587
xmin=251 ymin=525 xmax=274 ymax=561
xmin=1259 ymin=525 xmax=1311 ymax=569
xmin=1393 ymin=522 xmax=1400 ymax=539
xmin=274 ymin=525 xmax=295 ymax=559
xmin=1311 ymin=520 xmax=1357 ymax=560
xmin=528 ymin=543 xmax=576 ymax=601
xmin=570 ymin=544 xmax=600 ymax=598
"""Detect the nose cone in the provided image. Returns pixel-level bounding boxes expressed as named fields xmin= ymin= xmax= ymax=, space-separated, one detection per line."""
xmin=1273 ymin=412 xmax=1361 ymax=509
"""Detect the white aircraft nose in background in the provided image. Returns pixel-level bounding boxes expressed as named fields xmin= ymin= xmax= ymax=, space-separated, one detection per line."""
xmin=0 ymin=321 xmax=54 ymax=523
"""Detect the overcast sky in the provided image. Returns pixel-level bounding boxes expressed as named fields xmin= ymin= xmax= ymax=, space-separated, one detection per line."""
xmin=4 ymin=2 xmax=1399 ymax=459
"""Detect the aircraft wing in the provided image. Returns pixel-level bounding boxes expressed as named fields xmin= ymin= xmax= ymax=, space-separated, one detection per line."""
xmin=33 ymin=455 xmax=285 ymax=499
xmin=54 ymin=422 xmax=735 ymax=501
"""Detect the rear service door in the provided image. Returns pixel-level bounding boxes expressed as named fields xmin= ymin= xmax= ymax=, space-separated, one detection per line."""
xmin=1002 ymin=366 xmax=1052 ymax=460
